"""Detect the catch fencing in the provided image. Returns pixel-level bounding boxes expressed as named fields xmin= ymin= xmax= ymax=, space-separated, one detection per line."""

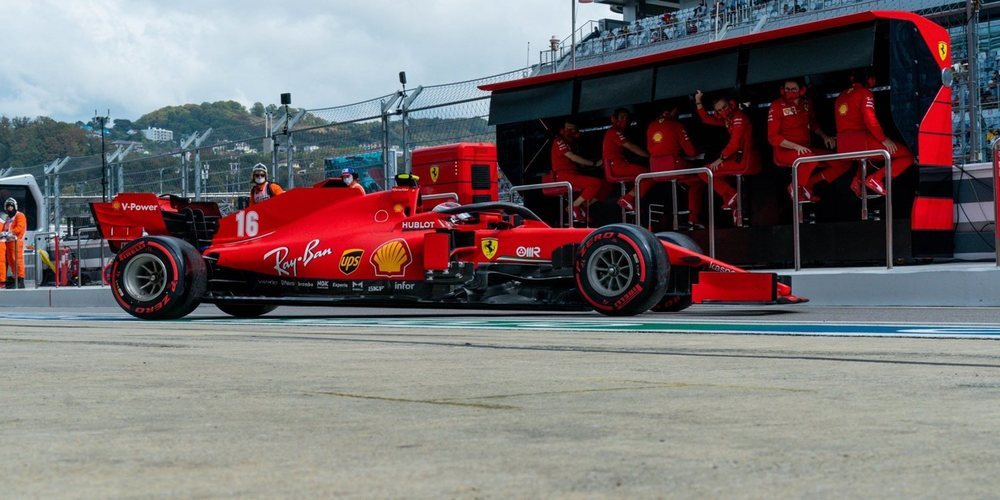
xmin=11 ymin=68 xmax=526 ymax=227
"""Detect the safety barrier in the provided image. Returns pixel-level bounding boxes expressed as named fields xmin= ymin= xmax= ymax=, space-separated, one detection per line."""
xmin=634 ymin=168 xmax=716 ymax=258
xmin=509 ymin=181 xmax=574 ymax=228
xmin=791 ymin=149 xmax=892 ymax=270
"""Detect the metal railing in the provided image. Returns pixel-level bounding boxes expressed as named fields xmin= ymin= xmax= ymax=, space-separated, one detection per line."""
xmin=32 ymin=231 xmax=58 ymax=288
xmin=509 ymin=181 xmax=574 ymax=228
xmin=422 ymin=192 xmax=460 ymax=204
xmin=791 ymin=149 xmax=892 ymax=270
xmin=635 ymin=168 xmax=716 ymax=258
xmin=76 ymin=227 xmax=106 ymax=287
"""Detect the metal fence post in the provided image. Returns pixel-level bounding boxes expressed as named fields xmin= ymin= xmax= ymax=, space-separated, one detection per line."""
xmin=400 ymin=86 xmax=423 ymax=174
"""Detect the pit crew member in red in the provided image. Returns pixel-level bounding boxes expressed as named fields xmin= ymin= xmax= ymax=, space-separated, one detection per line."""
xmin=0 ymin=197 xmax=27 ymax=289
xmin=768 ymin=79 xmax=851 ymax=203
xmin=248 ymin=163 xmax=284 ymax=206
xmin=341 ymin=168 xmax=366 ymax=194
xmin=834 ymin=71 xmax=914 ymax=197
xmin=551 ymin=120 xmax=609 ymax=222
xmin=602 ymin=108 xmax=651 ymax=212
xmin=646 ymin=103 xmax=706 ymax=227
xmin=695 ymin=90 xmax=760 ymax=211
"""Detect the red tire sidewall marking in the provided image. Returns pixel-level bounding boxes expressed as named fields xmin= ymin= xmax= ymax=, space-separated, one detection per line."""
xmin=112 ymin=239 xmax=185 ymax=316
xmin=576 ymin=229 xmax=649 ymax=312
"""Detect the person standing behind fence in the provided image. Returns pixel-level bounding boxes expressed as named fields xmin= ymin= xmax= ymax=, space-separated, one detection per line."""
xmin=248 ymin=163 xmax=284 ymax=206
xmin=0 ymin=198 xmax=27 ymax=289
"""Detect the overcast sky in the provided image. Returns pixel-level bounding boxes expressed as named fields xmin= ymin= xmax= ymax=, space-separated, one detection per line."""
xmin=0 ymin=0 xmax=612 ymax=123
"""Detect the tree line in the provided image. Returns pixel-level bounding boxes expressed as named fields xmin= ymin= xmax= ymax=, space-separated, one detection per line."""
xmin=1 ymin=101 xmax=491 ymax=173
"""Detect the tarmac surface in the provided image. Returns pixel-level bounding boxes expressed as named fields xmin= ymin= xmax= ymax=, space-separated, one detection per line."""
xmin=3 ymin=304 xmax=1000 ymax=498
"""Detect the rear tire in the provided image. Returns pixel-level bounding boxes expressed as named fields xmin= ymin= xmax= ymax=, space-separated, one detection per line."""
xmin=575 ymin=224 xmax=669 ymax=316
xmin=652 ymin=231 xmax=702 ymax=313
xmin=215 ymin=303 xmax=277 ymax=318
xmin=111 ymin=236 xmax=206 ymax=320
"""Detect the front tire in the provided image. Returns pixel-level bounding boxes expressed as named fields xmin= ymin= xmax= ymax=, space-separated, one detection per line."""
xmin=575 ymin=224 xmax=669 ymax=316
xmin=651 ymin=232 xmax=702 ymax=313
xmin=215 ymin=303 xmax=277 ymax=318
xmin=111 ymin=236 xmax=206 ymax=320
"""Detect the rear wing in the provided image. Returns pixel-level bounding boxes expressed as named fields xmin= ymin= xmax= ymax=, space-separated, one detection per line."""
xmin=90 ymin=193 xmax=222 ymax=252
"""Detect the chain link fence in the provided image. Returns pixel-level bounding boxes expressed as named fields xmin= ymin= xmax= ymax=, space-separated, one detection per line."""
xmin=11 ymin=69 xmax=527 ymax=229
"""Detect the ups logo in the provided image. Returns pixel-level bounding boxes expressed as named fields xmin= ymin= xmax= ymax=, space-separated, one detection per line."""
xmin=339 ymin=249 xmax=364 ymax=275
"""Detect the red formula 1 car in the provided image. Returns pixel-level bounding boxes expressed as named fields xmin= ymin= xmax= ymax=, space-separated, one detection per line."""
xmin=90 ymin=177 xmax=805 ymax=320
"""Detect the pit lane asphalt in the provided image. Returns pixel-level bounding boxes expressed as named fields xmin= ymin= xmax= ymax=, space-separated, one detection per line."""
xmin=3 ymin=305 xmax=1000 ymax=497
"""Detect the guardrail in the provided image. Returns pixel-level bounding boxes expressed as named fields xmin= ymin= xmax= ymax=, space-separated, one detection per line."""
xmin=791 ymin=149 xmax=891 ymax=270
xmin=509 ymin=181 xmax=574 ymax=228
xmin=634 ymin=168 xmax=716 ymax=258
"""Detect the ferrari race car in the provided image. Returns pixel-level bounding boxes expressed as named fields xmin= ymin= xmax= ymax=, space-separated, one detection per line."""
xmin=91 ymin=177 xmax=805 ymax=320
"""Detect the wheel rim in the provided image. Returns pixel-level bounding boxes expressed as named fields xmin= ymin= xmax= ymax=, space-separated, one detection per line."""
xmin=586 ymin=245 xmax=635 ymax=297
xmin=122 ymin=253 xmax=169 ymax=302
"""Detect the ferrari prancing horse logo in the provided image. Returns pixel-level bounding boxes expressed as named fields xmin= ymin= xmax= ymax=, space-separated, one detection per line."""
xmin=481 ymin=237 xmax=498 ymax=260
xmin=938 ymin=41 xmax=949 ymax=62
xmin=430 ymin=166 xmax=439 ymax=183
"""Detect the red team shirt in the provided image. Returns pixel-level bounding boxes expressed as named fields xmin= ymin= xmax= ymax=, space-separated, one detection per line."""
xmin=767 ymin=98 xmax=822 ymax=148
xmin=550 ymin=137 xmax=576 ymax=174
xmin=647 ymin=117 xmax=697 ymax=158
xmin=834 ymin=83 xmax=887 ymax=143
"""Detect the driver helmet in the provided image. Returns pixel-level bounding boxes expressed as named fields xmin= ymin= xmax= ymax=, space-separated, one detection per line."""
xmin=432 ymin=201 xmax=471 ymax=222
xmin=341 ymin=168 xmax=357 ymax=185
xmin=251 ymin=164 xmax=268 ymax=185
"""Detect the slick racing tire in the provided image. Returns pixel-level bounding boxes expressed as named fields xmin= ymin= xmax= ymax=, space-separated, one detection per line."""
xmin=111 ymin=236 xmax=207 ymax=320
xmin=215 ymin=303 xmax=278 ymax=318
xmin=651 ymin=232 xmax=701 ymax=312
xmin=575 ymin=224 xmax=669 ymax=316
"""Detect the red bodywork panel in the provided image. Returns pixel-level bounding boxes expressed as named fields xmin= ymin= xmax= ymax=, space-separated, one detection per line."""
xmin=411 ymin=143 xmax=499 ymax=208
xmin=90 ymin=193 xmax=221 ymax=251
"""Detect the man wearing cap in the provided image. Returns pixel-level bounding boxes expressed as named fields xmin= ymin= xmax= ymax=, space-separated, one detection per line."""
xmin=341 ymin=168 xmax=366 ymax=194
xmin=0 ymin=197 xmax=27 ymax=289
xmin=248 ymin=163 xmax=284 ymax=206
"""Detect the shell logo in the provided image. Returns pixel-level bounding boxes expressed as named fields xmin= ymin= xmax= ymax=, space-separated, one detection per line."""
xmin=837 ymin=104 xmax=848 ymax=116
xmin=112 ymin=201 xmax=121 ymax=210
xmin=652 ymin=132 xmax=663 ymax=143
xmin=430 ymin=166 xmax=439 ymax=183
xmin=371 ymin=239 xmax=412 ymax=277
